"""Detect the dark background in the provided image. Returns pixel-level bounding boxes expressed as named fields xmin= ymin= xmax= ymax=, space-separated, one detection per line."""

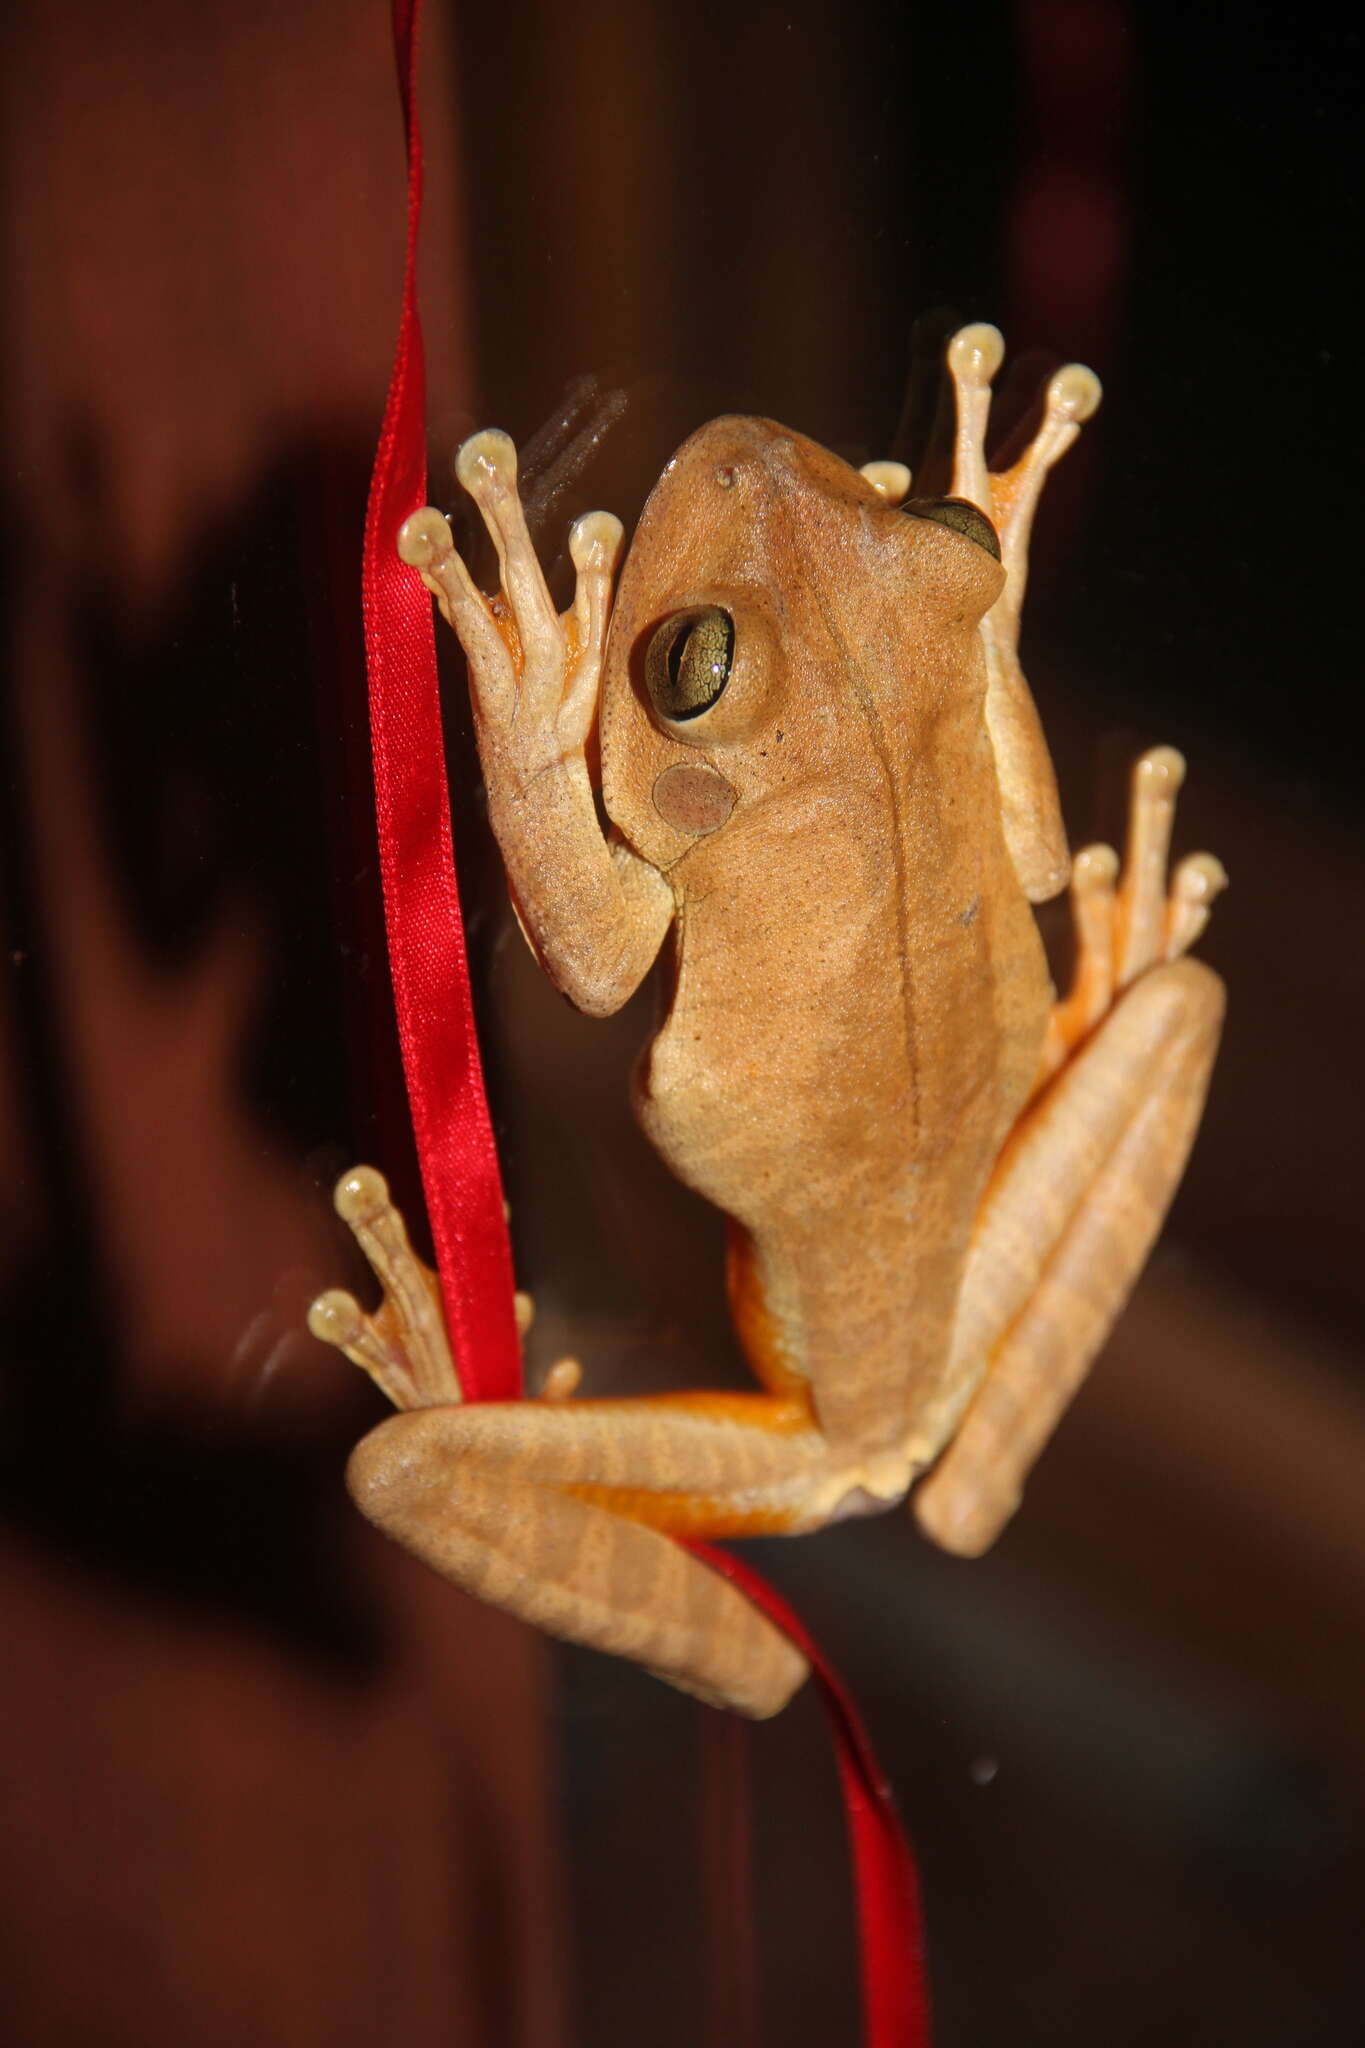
xmin=2 ymin=2 xmax=1362 ymax=2042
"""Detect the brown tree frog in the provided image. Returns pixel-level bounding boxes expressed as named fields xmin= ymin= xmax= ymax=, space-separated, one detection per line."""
xmin=310 ymin=325 xmax=1225 ymax=1718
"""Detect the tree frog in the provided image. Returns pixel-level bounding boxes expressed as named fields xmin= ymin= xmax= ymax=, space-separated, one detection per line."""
xmin=310 ymin=325 xmax=1225 ymax=1718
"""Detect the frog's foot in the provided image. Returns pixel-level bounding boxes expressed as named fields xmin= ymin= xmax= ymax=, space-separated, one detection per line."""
xmin=396 ymin=433 xmax=624 ymax=783
xmin=1039 ymin=746 xmax=1228 ymax=1085
xmin=309 ymin=1167 xmax=538 ymax=1411
xmin=308 ymin=1167 xmax=459 ymax=1409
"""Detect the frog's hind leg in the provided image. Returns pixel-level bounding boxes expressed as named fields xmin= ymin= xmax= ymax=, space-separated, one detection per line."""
xmin=914 ymin=749 xmax=1226 ymax=1557
xmin=345 ymin=1392 xmax=829 ymax=1717
xmin=312 ymin=1171 xmax=829 ymax=1717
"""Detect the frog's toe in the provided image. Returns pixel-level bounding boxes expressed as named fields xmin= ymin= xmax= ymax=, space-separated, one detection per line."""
xmin=396 ymin=505 xmax=455 ymax=570
xmin=313 ymin=1166 xmax=462 ymax=1410
xmin=1165 ymin=850 xmax=1228 ymax=961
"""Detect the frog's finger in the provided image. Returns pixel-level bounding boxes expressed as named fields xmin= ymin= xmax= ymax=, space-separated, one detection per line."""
xmin=397 ymin=506 xmax=518 ymax=723
xmin=947 ymin=323 xmax=1003 ymax=514
xmin=860 ymin=458 xmax=911 ymax=504
xmin=562 ymin=510 xmax=624 ymax=737
xmin=987 ymin=362 xmax=1101 ymax=597
xmin=455 ymin=431 xmax=565 ymax=715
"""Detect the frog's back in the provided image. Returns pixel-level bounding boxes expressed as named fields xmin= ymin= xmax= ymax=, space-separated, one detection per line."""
xmin=602 ymin=416 xmax=1052 ymax=1460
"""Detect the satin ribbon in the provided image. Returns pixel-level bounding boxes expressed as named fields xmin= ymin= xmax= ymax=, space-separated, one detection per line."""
xmin=694 ymin=1545 xmax=932 ymax=2048
xmin=361 ymin=0 xmax=522 ymax=1401
xmin=362 ymin=2 xmax=930 ymax=2037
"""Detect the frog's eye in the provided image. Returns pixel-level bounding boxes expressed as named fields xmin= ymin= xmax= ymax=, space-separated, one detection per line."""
xmin=902 ymin=497 xmax=1001 ymax=561
xmin=645 ymin=605 xmax=735 ymax=721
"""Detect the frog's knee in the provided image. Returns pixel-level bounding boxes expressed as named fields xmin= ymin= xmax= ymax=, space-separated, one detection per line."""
xmin=346 ymin=1408 xmax=458 ymax=1515
xmin=1182 ymin=958 xmax=1226 ymax=1045
xmin=1162 ymin=953 xmax=1225 ymax=1013
xmin=1122 ymin=955 xmax=1225 ymax=1046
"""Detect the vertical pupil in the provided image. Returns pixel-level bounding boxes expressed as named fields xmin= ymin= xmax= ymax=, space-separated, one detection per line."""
xmin=666 ymin=631 xmax=691 ymax=694
xmin=658 ymin=607 xmax=733 ymax=717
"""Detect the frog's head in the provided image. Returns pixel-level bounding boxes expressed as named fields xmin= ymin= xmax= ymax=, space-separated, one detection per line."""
xmin=599 ymin=414 xmax=1008 ymax=866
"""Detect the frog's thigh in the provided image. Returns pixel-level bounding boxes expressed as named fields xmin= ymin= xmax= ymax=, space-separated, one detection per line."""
xmin=348 ymin=1395 xmax=827 ymax=1718
xmin=917 ymin=957 xmax=1224 ymax=1558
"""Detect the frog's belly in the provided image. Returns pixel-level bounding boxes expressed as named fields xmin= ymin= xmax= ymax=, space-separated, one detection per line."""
xmin=635 ymin=815 xmax=1019 ymax=1217
xmin=636 ymin=905 xmax=914 ymax=1232
xmin=632 ymin=843 xmax=1043 ymax=1458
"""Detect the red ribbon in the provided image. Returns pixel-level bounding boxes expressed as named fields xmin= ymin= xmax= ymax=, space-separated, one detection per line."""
xmin=362 ymin=2 xmax=931 ymax=2038
xmin=361 ymin=0 xmax=522 ymax=1402
xmin=694 ymin=1546 xmax=932 ymax=2048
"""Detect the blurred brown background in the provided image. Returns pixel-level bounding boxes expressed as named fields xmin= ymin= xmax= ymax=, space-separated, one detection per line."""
xmin=2 ymin=1 xmax=1361 ymax=2043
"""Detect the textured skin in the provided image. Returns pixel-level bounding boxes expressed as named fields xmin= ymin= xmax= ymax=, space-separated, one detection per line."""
xmin=314 ymin=337 xmax=1226 ymax=1717
xmin=602 ymin=420 xmax=1052 ymax=1470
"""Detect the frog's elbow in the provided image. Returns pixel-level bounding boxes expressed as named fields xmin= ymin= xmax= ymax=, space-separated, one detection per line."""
xmin=545 ymin=931 xmax=658 ymax=1018
xmin=556 ymin=964 xmax=638 ymax=1018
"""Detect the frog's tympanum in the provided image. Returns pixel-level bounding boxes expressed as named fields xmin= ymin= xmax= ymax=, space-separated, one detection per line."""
xmin=310 ymin=326 xmax=1225 ymax=1717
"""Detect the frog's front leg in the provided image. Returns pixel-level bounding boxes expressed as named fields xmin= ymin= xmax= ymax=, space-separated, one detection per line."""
xmin=915 ymin=749 xmax=1227 ymax=1557
xmin=398 ymin=433 xmax=672 ymax=1015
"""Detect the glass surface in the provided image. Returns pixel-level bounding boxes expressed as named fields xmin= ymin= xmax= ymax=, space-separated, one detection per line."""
xmin=3 ymin=2 xmax=1361 ymax=2043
